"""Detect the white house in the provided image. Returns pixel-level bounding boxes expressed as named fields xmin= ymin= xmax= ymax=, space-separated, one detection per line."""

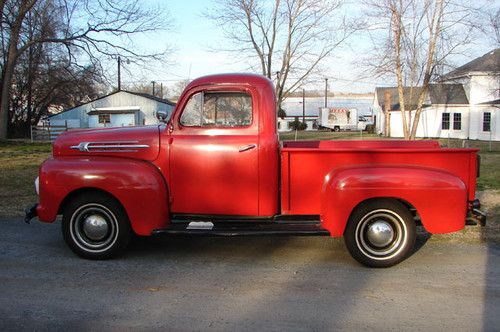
xmin=373 ymin=48 xmax=500 ymax=140
xmin=47 ymin=90 xmax=175 ymax=128
xmin=373 ymin=84 xmax=470 ymax=138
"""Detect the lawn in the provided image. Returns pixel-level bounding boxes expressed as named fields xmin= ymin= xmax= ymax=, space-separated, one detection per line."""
xmin=0 ymin=140 xmax=52 ymax=217
xmin=1 ymin=134 xmax=498 ymax=244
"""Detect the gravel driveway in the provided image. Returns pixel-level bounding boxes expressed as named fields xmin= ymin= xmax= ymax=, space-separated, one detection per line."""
xmin=1 ymin=218 xmax=499 ymax=331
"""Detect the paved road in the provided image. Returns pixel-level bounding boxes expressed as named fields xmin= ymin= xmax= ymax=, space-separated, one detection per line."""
xmin=0 ymin=218 xmax=499 ymax=331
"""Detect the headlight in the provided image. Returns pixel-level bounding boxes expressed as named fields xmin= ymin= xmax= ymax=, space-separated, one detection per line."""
xmin=35 ymin=176 xmax=39 ymax=195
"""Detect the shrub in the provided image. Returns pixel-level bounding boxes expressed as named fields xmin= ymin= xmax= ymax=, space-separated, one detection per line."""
xmin=365 ymin=124 xmax=375 ymax=134
xmin=289 ymin=117 xmax=307 ymax=131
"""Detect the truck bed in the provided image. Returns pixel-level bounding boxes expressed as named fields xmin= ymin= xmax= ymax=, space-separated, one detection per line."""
xmin=280 ymin=140 xmax=478 ymax=215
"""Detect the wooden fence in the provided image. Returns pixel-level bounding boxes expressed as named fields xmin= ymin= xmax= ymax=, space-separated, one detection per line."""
xmin=31 ymin=121 xmax=70 ymax=141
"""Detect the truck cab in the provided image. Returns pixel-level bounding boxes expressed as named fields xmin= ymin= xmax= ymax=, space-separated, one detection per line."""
xmin=164 ymin=74 xmax=279 ymax=217
xmin=27 ymin=74 xmax=485 ymax=267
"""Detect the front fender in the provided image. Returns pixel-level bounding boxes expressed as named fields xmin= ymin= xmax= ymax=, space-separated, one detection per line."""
xmin=321 ymin=165 xmax=467 ymax=236
xmin=37 ymin=156 xmax=169 ymax=236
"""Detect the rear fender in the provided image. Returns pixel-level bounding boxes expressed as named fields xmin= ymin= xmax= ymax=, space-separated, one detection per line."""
xmin=321 ymin=165 xmax=467 ymax=236
xmin=37 ymin=157 xmax=169 ymax=236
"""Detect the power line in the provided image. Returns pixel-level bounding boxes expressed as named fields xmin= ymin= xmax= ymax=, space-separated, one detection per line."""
xmin=119 ymin=73 xmax=391 ymax=90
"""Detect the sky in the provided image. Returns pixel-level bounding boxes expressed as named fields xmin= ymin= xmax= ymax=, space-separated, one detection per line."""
xmin=118 ymin=0 xmax=498 ymax=96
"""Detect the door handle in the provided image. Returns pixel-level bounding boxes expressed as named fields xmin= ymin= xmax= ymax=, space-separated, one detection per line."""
xmin=238 ymin=144 xmax=256 ymax=152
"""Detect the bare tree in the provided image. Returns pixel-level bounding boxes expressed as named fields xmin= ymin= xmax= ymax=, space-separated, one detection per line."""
xmin=486 ymin=7 xmax=500 ymax=45
xmin=363 ymin=0 xmax=487 ymax=139
xmin=7 ymin=2 xmax=105 ymax=137
xmin=208 ymin=0 xmax=352 ymax=113
xmin=168 ymin=79 xmax=190 ymax=101
xmin=0 ymin=0 xmax=171 ymax=139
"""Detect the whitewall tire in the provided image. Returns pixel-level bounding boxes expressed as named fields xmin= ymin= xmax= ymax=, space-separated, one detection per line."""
xmin=344 ymin=199 xmax=416 ymax=268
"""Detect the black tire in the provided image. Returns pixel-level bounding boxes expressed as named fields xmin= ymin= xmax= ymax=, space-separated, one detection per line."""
xmin=333 ymin=126 xmax=340 ymax=132
xmin=62 ymin=192 xmax=131 ymax=259
xmin=344 ymin=199 xmax=416 ymax=268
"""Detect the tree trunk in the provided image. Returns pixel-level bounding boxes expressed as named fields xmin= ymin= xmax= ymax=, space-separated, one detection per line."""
xmin=0 ymin=0 xmax=36 ymax=139
xmin=392 ymin=5 xmax=409 ymax=140
xmin=384 ymin=90 xmax=391 ymax=136
xmin=0 ymin=52 xmax=17 ymax=139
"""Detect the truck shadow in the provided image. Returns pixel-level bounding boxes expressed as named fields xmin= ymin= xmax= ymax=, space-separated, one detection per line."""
xmin=128 ymin=230 xmax=432 ymax=261
xmin=412 ymin=226 xmax=432 ymax=255
xmin=480 ymin=197 xmax=500 ymax=331
xmin=127 ymin=235 xmax=350 ymax=264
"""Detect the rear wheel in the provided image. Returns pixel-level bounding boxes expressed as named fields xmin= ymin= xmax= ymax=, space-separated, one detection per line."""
xmin=62 ymin=192 xmax=131 ymax=259
xmin=344 ymin=199 xmax=416 ymax=268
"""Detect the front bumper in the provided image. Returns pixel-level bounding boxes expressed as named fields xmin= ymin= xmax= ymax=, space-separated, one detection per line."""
xmin=24 ymin=203 xmax=38 ymax=224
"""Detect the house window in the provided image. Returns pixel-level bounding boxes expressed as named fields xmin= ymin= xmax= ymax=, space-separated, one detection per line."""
xmin=483 ymin=112 xmax=491 ymax=132
xmin=453 ymin=113 xmax=461 ymax=130
xmin=180 ymin=92 xmax=252 ymax=127
xmin=98 ymin=114 xmax=110 ymax=124
xmin=441 ymin=113 xmax=450 ymax=130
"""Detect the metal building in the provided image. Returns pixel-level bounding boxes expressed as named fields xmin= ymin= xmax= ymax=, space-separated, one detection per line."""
xmin=47 ymin=90 xmax=175 ymax=128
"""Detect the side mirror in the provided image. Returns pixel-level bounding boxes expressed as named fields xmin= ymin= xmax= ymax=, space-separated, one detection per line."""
xmin=156 ymin=110 xmax=169 ymax=123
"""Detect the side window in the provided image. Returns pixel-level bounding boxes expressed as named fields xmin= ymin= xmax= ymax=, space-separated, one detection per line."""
xmin=453 ymin=113 xmax=462 ymax=130
xmin=180 ymin=92 xmax=252 ymax=127
xmin=180 ymin=92 xmax=203 ymax=126
xmin=441 ymin=113 xmax=450 ymax=130
xmin=99 ymin=114 xmax=111 ymax=124
xmin=483 ymin=112 xmax=491 ymax=132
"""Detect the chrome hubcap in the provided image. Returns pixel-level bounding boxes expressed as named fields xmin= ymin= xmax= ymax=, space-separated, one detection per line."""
xmin=82 ymin=214 xmax=109 ymax=241
xmin=69 ymin=204 xmax=119 ymax=253
xmin=355 ymin=209 xmax=407 ymax=260
xmin=366 ymin=220 xmax=394 ymax=248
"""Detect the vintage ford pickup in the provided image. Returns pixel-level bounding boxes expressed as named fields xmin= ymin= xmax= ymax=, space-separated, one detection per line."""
xmin=26 ymin=74 xmax=486 ymax=267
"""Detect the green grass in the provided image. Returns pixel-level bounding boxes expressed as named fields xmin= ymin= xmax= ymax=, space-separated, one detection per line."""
xmin=0 ymin=140 xmax=52 ymax=217
xmin=476 ymin=153 xmax=500 ymax=190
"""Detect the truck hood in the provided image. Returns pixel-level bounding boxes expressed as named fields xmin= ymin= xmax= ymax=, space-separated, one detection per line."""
xmin=53 ymin=125 xmax=161 ymax=161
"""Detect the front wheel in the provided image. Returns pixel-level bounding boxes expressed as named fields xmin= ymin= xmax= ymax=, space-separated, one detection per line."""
xmin=62 ymin=192 xmax=131 ymax=259
xmin=344 ymin=199 xmax=416 ymax=268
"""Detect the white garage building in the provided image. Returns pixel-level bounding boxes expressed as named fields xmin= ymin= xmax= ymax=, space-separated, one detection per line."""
xmin=47 ymin=90 xmax=175 ymax=128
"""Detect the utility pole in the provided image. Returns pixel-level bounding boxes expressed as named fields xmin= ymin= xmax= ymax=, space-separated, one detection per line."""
xmin=324 ymin=78 xmax=328 ymax=107
xmin=160 ymin=83 xmax=163 ymax=99
xmin=151 ymin=81 xmax=156 ymax=96
xmin=117 ymin=56 xmax=121 ymax=91
xmin=302 ymin=88 xmax=306 ymax=123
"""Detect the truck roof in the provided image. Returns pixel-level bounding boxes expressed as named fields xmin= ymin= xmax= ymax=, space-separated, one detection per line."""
xmin=186 ymin=73 xmax=274 ymax=91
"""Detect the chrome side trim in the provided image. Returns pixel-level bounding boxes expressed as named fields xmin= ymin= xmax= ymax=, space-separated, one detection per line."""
xmin=70 ymin=141 xmax=149 ymax=152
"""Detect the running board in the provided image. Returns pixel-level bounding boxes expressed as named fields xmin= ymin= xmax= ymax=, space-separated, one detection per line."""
xmin=152 ymin=221 xmax=330 ymax=237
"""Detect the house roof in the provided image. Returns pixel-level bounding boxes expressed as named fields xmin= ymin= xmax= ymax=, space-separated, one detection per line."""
xmin=443 ymin=48 xmax=500 ymax=79
xmin=125 ymin=91 xmax=176 ymax=106
xmin=375 ymin=84 xmax=468 ymax=111
xmin=48 ymin=90 xmax=176 ymax=118
xmin=479 ymin=99 xmax=500 ymax=105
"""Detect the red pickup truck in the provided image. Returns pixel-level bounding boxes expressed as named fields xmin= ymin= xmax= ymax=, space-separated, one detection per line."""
xmin=26 ymin=74 xmax=486 ymax=267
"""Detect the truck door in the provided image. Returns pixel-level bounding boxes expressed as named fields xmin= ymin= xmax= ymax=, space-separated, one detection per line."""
xmin=168 ymin=86 xmax=259 ymax=216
